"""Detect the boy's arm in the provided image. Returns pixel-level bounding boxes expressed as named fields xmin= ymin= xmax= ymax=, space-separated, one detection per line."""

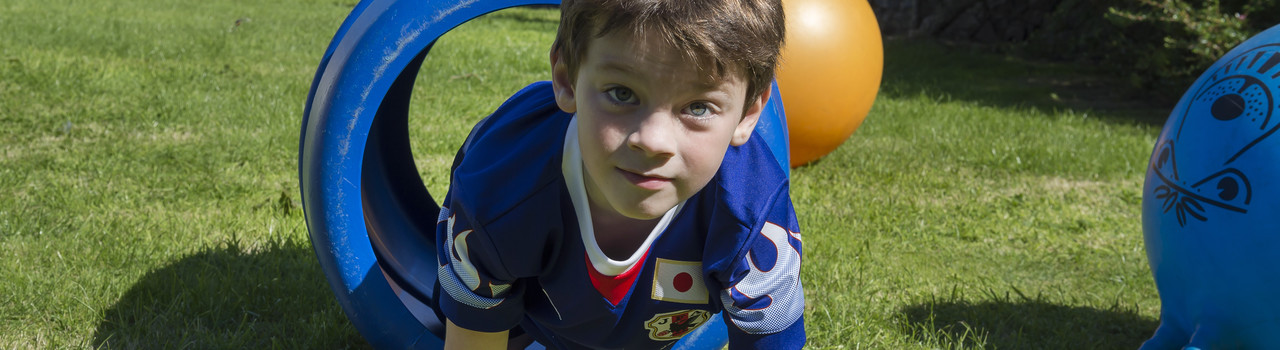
xmin=718 ymin=186 xmax=806 ymax=349
xmin=436 ymin=202 xmax=527 ymax=333
xmin=444 ymin=319 xmax=508 ymax=350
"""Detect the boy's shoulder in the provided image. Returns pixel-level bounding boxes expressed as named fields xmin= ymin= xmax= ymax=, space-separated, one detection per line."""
xmin=449 ymin=81 xmax=573 ymax=226
xmin=696 ymin=131 xmax=795 ymax=264
xmin=708 ymin=130 xmax=792 ymax=222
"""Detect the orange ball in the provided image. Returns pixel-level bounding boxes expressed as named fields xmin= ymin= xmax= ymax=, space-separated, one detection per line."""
xmin=777 ymin=0 xmax=883 ymax=167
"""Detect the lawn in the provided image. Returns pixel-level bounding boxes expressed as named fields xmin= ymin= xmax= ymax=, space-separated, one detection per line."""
xmin=0 ymin=0 xmax=1169 ymax=348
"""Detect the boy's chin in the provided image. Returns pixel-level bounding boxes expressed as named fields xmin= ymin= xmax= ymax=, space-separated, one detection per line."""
xmin=619 ymin=202 xmax=678 ymax=221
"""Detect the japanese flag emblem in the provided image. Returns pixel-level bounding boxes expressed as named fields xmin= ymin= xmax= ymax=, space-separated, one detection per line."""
xmin=651 ymin=259 xmax=707 ymax=304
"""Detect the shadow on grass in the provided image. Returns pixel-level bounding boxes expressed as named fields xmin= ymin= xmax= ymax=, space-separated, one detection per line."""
xmin=92 ymin=241 xmax=369 ymax=349
xmin=901 ymin=297 xmax=1159 ymax=349
xmin=881 ymin=39 xmax=1176 ymax=127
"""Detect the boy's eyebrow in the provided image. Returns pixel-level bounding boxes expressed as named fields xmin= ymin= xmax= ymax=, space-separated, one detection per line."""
xmin=596 ymin=59 xmax=640 ymax=76
xmin=596 ymin=59 xmax=723 ymax=92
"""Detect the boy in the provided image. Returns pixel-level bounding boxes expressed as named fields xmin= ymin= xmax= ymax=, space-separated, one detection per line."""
xmin=435 ymin=0 xmax=803 ymax=348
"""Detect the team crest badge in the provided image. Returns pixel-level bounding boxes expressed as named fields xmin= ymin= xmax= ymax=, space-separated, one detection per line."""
xmin=644 ymin=309 xmax=711 ymax=341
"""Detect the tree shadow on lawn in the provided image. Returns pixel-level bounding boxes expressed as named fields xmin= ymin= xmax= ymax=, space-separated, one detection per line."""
xmin=881 ymin=39 xmax=1176 ymax=127
xmin=901 ymin=297 xmax=1160 ymax=349
xmin=93 ymin=242 xmax=370 ymax=349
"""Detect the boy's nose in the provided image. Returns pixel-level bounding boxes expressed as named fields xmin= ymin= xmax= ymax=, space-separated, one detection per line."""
xmin=626 ymin=110 xmax=678 ymax=158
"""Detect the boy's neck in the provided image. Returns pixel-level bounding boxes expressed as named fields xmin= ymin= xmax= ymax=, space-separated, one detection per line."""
xmin=589 ymin=201 xmax=661 ymax=261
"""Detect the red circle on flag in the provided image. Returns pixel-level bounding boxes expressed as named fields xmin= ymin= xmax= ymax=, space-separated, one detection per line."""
xmin=673 ymin=272 xmax=693 ymax=293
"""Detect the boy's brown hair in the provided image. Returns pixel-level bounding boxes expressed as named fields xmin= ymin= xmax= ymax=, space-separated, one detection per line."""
xmin=552 ymin=0 xmax=786 ymax=107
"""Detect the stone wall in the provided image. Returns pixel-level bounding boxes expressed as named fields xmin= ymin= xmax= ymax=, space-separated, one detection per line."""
xmin=868 ymin=0 xmax=1063 ymax=43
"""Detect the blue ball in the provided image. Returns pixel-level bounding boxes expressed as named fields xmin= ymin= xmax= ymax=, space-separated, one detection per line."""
xmin=1141 ymin=25 xmax=1280 ymax=349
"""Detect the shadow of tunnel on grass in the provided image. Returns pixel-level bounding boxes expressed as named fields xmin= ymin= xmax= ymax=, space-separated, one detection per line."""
xmin=901 ymin=297 xmax=1159 ymax=349
xmin=880 ymin=39 xmax=1174 ymax=127
xmin=92 ymin=241 xmax=369 ymax=349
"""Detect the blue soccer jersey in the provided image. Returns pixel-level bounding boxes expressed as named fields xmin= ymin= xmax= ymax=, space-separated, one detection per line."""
xmin=435 ymin=82 xmax=805 ymax=349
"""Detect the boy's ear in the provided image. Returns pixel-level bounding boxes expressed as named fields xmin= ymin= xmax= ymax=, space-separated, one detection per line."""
xmin=731 ymin=86 xmax=769 ymax=146
xmin=550 ymin=49 xmax=577 ymax=114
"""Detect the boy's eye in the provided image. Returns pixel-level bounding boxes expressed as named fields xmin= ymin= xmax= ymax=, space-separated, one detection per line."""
xmin=684 ymin=102 xmax=710 ymax=118
xmin=606 ymin=87 xmax=636 ymax=104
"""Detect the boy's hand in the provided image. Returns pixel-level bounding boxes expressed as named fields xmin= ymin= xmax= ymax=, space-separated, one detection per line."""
xmin=444 ymin=319 xmax=508 ymax=350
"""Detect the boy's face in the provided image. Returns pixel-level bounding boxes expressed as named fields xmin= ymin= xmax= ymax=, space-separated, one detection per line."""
xmin=551 ymin=31 xmax=767 ymax=221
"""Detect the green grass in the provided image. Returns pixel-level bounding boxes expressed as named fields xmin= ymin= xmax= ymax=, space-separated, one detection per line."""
xmin=0 ymin=0 xmax=1169 ymax=348
xmin=792 ymin=41 xmax=1167 ymax=348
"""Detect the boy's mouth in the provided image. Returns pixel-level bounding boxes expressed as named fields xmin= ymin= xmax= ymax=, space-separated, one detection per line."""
xmin=618 ymin=168 xmax=670 ymax=190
